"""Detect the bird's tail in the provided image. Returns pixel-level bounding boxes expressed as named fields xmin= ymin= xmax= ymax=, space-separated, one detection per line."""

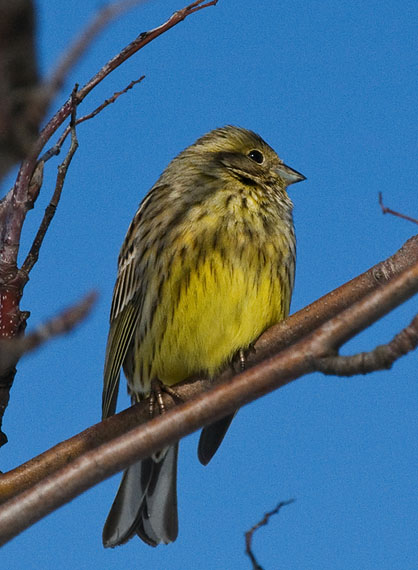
xmin=103 ymin=444 xmax=179 ymax=547
xmin=198 ymin=413 xmax=236 ymax=465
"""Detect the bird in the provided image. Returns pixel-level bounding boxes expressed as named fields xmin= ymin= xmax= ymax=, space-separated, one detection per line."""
xmin=101 ymin=125 xmax=305 ymax=547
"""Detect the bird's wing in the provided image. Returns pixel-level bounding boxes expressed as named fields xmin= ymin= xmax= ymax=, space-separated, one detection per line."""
xmin=102 ymin=184 xmax=173 ymax=419
xmin=102 ymin=223 xmax=142 ymax=420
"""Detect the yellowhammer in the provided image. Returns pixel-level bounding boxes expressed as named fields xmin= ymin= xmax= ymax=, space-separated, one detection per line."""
xmin=102 ymin=125 xmax=305 ymax=547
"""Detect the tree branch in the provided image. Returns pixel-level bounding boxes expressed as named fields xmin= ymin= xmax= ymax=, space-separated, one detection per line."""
xmin=0 ymin=291 xmax=97 ymax=378
xmin=21 ymin=87 xmax=79 ymax=275
xmin=315 ymin=313 xmax=418 ymax=376
xmin=379 ymin=192 xmax=418 ymax=225
xmin=245 ymin=500 xmax=295 ymax=570
xmin=40 ymin=76 xmax=145 ymax=163
xmin=0 ymin=237 xmax=417 ymax=544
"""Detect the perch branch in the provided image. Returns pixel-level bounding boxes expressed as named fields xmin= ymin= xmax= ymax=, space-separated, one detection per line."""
xmin=1 ymin=235 xmax=417 ymax=500
xmin=0 ymin=246 xmax=416 ymax=544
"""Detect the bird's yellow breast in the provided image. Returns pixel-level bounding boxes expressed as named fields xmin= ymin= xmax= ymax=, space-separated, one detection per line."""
xmin=131 ymin=190 xmax=294 ymax=392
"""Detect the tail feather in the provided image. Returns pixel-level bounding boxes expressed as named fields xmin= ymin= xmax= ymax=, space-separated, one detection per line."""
xmin=198 ymin=413 xmax=236 ymax=466
xmin=103 ymin=444 xmax=179 ymax=548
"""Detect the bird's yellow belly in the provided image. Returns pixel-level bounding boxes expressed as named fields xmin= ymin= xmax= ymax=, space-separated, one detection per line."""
xmin=133 ymin=247 xmax=289 ymax=392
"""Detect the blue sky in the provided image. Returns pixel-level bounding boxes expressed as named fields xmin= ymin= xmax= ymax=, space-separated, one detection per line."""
xmin=1 ymin=1 xmax=417 ymax=568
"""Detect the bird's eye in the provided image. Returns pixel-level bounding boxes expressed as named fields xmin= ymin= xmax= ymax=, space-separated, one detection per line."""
xmin=248 ymin=150 xmax=264 ymax=164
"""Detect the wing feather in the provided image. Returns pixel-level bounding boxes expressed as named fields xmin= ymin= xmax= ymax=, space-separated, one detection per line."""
xmin=102 ymin=184 xmax=171 ymax=419
xmin=102 ymin=234 xmax=141 ymax=419
xmin=102 ymin=302 xmax=139 ymax=418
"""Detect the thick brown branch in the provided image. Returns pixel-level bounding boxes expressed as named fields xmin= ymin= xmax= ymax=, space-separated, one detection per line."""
xmin=1 ymin=235 xmax=417 ymax=499
xmin=0 ymin=244 xmax=417 ymax=544
xmin=245 ymin=500 xmax=295 ymax=570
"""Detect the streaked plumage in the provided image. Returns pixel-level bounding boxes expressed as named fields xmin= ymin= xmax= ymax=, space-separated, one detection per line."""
xmin=102 ymin=126 xmax=305 ymax=547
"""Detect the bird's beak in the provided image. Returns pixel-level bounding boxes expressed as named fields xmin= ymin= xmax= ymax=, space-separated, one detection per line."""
xmin=276 ymin=163 xmax=306 ymax=186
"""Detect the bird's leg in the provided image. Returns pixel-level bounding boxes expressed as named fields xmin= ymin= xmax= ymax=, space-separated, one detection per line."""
xmin=149 ymin=378 xmax=183 ymax=417
xmin=239 ymin=348 xmax=246 ymax=371
xmin=232 ymin=344 xmax=256 ymax=373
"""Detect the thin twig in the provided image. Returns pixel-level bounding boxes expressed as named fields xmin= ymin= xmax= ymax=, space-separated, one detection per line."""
xmin=0 ymin=292 xmax=97 ymax=377
xmin=40 ymin=76 xmax=145 ymax=163
xmin=379 ymin=192 xmax=418 ymax=225
xmin=72 ymin=75 xmax=146 ymax=129
xmin=245 ymin=500 xmax=295 ymax=570
xmin=21 ymin=87 xmax=80 ymax=275
xmin=74 ymin=0 xmax=219 ymax=103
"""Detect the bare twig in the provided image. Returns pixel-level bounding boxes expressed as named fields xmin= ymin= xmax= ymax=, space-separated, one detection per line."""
xmin=245 ymin=500 xmax=295 ymax=570
xmin=77 ymin=76 xmax=145 ymax=125
xmin=40 ymin=76 xmax=145 ymax=163
xmin=0 ymin=292 xmax=97 ymax=377
xmin=315 ymin=312 xmax=418 ymax=375
xmin=21 ymin=88 xmax=79 ymax=275
xmin=0 ymin=244 xmax=417 ymax=544
xmin=379 ymin=192 xmax=418 ymax=225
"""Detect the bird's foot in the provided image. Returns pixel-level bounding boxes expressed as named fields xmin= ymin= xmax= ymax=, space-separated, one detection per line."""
xmin=149 ymin=378 xmax=183 ymax=417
